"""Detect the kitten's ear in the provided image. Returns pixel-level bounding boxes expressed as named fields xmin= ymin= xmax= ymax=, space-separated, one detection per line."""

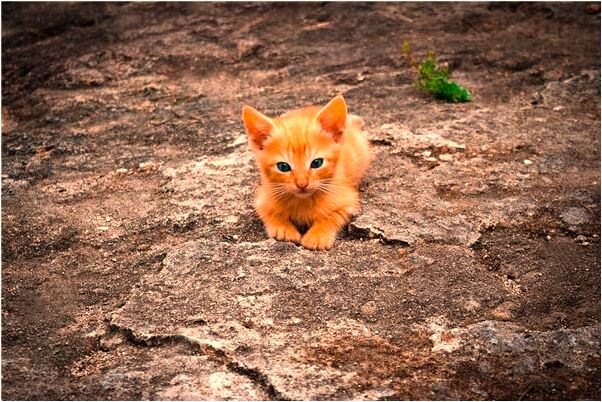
xmin=315 ymin=95 xmax=347 ymax=142
xmin=242 ymin=105 xmax=276 ymax=150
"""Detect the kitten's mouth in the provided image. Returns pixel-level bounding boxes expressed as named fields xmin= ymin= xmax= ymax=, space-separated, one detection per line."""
xmin=294 ymin=189 xmax=314 ymax=198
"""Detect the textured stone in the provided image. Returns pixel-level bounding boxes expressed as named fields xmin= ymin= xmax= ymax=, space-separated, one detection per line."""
xmin=107 ymin=239 xmax=600 ymax=399
xmin=560 ymin=207 xmax=592 ymax=226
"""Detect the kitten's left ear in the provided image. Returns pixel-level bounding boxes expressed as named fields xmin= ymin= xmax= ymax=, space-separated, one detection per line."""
xmin=315 ymin=95 xmax=347 ymax=142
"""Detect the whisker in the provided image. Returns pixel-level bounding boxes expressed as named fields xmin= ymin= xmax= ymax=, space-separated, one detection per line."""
xmin=315 ymin=182 xmax=340 ymax=196
xmin=266 ymin=184 xmax=290 ymax=200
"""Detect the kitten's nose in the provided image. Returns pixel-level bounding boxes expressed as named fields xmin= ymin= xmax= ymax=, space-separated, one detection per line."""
xmin=295 ymin=179 xmax=308 ymax=190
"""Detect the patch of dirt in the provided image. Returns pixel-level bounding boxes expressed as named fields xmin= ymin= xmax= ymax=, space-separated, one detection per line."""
xmin=472 ymin=210 xmax=600 ymax=331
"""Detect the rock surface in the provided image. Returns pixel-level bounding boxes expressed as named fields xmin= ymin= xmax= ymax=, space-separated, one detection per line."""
xmin=107 ymin=239 xmax=599 ymax=399
xmin=1 ymin=2 xmax=600 ymax=400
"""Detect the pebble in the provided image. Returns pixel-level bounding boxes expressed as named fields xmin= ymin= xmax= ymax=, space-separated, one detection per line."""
xmin=523 ymin=159 xmax=533 ymax=165
xmin=490 ymin=301 xmax=515 ymax=321
xmin=162 ymin=167 xmax=177 ymax=178
xmin=115 ymin=168 xmax=128 ymax=175
xmin=139 ymin=161 xmax=159 ymax=171
xmin=97 ymin=226 xmax=109 ymax=231
xmin=397 ymin=248 xmax=410 ymax=255
xmin=361 ymin=301 xmax=377 ymax=316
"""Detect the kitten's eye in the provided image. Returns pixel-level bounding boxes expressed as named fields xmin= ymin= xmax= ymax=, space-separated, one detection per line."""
xmin=276 ymin=162 xmax=291 ymax=172
xmin=310 ymin=158 xmax=324 ymax=169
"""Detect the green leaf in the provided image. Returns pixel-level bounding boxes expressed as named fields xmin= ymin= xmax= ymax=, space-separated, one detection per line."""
xmin=404 ymin=45 xmax=472 ymax=103
xmin=435 ymin=81 xmax=471 ymax=102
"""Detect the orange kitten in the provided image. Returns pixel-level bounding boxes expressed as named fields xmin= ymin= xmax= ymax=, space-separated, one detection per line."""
xmin=242 ymin=95 xmax=371 ymax=250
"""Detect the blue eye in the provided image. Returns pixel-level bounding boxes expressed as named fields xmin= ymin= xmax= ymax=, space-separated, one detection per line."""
xmin=310 ymin=158 xmax=324 ymax=169
xmin=276 ymin=162 xmax=291 ymax=172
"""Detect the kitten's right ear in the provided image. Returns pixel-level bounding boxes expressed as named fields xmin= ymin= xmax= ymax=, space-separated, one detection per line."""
xmin=242 ymin=105 xmax=276 ymax=150
xmin=315 ymin=95 xmax=347 ymax=142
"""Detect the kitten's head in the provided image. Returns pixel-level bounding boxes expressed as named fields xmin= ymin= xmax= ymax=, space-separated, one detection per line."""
xmin=242 ymin=95 xmax=348 ymax=198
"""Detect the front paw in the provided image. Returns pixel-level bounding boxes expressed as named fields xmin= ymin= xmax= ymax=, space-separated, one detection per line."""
xmin=301 ymin=231 xmax=335 ymax=250
xmin=266 ymin=224 xmax=302 ymax=244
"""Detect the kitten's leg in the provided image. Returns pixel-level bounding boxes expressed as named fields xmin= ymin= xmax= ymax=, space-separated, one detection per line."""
xmin=255 ymin=187 xmax=302 ymax=244
xmin=301 ymin=209 xmax=351 ymax=250
xmin=263 ymin=214 xmax=302 ymax=243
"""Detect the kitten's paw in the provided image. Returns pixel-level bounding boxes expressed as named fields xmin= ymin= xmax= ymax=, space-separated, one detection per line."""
xmin=301 ymin=232 xmax=335 ymax=250
xmin=267 ymin=225 xmax=302 ymax=244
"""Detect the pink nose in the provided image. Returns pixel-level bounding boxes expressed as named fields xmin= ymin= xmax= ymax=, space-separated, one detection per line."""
xmin=296 ymin=181 xmax=308 ymax=190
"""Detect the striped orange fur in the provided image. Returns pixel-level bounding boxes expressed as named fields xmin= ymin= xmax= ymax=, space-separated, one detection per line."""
xmin=242 ymin=95 xmax=371 ymax=250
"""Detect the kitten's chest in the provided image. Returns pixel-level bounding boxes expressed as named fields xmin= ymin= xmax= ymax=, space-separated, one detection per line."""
xmin=284 ymin=197 xmax=319 ymax=227
xmin=288 ymin=203 xmax=315 ymax=227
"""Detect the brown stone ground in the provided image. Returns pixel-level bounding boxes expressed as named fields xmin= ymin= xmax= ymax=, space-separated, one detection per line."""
xmin=1 ymin=2 xmax=600 ymax=400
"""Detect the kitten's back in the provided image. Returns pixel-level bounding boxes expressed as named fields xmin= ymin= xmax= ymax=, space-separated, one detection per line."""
xmin=338 ymin=115 xmax=372 ymax=187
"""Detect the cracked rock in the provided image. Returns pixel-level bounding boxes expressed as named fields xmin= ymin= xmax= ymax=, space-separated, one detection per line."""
xmin=106 ymin=239 xmax=599 ymax=400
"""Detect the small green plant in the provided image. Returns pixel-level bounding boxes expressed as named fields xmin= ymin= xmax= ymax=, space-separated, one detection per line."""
xmin=402 ymin=41 xmax=471 ymax=103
